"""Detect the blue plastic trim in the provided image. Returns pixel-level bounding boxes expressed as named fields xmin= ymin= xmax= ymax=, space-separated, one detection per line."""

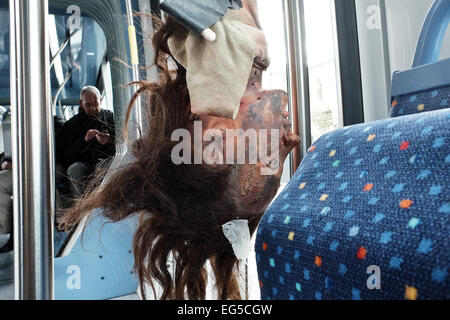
xmin=54 ymin=210 xmax=139 ymax=300
xmin=78 ymin=19 xmax=107 ymax=90
xmin=391 ymin=57 xmax=450 ymax=97
xmin=413 ymin=0 xmax=450 ymax=67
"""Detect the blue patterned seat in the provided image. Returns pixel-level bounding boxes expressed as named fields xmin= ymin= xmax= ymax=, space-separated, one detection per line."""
xmin=255 ymin=0 xmax=450 ymax=300
xmin=255 ymin=109 xmax=450 ymax=300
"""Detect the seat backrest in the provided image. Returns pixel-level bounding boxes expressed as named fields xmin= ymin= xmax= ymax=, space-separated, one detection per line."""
xmin=255 ymin=108 xmax=450 ymax=300
xmin=390 ymin=0 xmax=450 ymax=118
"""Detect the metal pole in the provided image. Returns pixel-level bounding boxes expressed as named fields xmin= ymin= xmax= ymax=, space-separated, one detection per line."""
xmin=138 ymin=0 xmax=158 ymax=83
xmin=282 ymin=0 xmax=312 ymax=172
xmin=125 ymin=0 xmax=143 ymax=143
xmin=10 ymin=0 xmax=54 ymax=300
xmin=52 ymin=71 xmax=73 ymax=114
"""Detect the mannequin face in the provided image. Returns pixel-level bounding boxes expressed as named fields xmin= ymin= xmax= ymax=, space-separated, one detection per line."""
xmin=188 ymin=55 xmax=301 ymax=216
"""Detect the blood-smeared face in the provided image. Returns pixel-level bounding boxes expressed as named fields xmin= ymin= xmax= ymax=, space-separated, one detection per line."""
xmin=188 ymin=26 xmax=301 ymax=216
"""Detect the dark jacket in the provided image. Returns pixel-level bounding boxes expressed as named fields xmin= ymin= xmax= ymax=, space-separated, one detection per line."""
xmin=54 ymin=115 xmax=65 ymax=165
xmin=61 ymin=108 xmax=115 ymax=168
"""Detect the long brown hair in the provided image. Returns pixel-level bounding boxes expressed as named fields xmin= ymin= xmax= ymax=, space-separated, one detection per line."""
xmin=60 ymin=17 xmax=261 ymax=300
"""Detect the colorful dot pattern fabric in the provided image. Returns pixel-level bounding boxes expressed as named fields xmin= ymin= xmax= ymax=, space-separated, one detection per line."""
xmin=390 ymin=85 xmax=449 ymax=118
xmin=255 ymin=108 xmax=450 ymax=300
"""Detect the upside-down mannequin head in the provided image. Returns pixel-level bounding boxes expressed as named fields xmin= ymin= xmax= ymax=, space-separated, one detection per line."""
xmin=61 ymin=2 xmax=300 ymax=300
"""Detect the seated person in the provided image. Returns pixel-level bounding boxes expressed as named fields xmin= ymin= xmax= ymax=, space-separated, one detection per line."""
xmin=60 ymin=86 xmax=115 ymax=199
xmin=60 ymin=1 xmax=300 ymax=300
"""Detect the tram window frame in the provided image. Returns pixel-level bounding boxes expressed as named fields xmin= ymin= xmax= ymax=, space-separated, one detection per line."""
xmin=259 ymin=0 xmax=350 ymax=178
xmin=333 ymin=0 xmax=365 ymax=126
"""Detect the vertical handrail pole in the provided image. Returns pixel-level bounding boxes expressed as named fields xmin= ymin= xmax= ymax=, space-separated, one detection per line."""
xmin=125 ymin=0 xmax=143 ymax=143
xmin=282 ymin=0 xmax=311 ymax=173
xmin=10 ymin=0 xmax=54 ymax=300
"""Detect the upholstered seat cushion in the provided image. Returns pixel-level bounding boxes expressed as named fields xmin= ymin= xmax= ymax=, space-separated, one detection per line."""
xmin=255 ymin=109 xmax=450 ymax=300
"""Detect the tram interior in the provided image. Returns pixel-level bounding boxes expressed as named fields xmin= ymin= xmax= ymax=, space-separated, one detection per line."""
xmin=0 ymin=0 xmax=449 ymax=300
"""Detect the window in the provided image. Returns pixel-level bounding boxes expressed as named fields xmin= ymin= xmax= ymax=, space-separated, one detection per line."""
xmin=259 ymin=0 xmax=291 ymax=185
xmin=304 ymin=0 xmax=343 ymax=142
xmin=259 ymin=0 xmax=343 ymax=180
xmin=248 ymin=0 xmax=344 ymax=299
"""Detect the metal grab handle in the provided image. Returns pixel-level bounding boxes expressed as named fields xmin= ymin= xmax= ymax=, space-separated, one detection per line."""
xmin=125 ymin=0 xmax=143 ymax=143
xmin=52 ymin=71 xmax=73 ymax=113
xmin=50 ymin=38 xmax=70 ymax=69
xmin=412 ymin=0 xmax=450 ymax=67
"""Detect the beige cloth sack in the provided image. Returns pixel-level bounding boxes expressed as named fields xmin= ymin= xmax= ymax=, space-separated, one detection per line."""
xmin=168 ymin=8 xmax=263 ymax=119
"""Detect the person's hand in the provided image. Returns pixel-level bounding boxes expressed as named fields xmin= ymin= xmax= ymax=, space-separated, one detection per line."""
xmin=1 ymin=161 xmax=12 ymax=171
xmin=96 ymin=132 xmax=111 ymax=145
xmin=85 ymin=129 xmax=100 ymax=142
